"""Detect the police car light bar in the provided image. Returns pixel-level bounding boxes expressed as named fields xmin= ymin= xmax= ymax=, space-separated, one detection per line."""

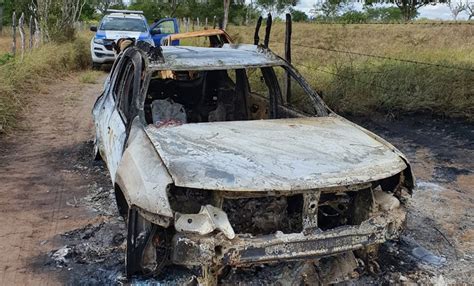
xmin=106 ymin=9 xmax=144 ymax=15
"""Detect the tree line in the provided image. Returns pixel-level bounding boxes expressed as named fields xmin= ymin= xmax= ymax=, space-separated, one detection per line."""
xmin=0 ymin=0 xmax=471 ymax=43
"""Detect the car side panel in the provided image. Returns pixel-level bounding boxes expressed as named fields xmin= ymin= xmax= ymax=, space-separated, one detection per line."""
xmin=106 ymin=108 xmax=127 ymax=182
xmin=115 ymin=120 xmax=174 ymax=222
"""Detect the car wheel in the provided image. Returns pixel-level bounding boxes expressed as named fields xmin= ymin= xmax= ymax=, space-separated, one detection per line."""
xmin=126 ymin=207 xmax=170 ymax=277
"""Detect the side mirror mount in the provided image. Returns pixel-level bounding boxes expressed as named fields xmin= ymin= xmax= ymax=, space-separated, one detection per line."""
xmin=90 ymin=26 xmax=97 ymax=32
xmin=150 ymin=28 xmax=161 ymax=35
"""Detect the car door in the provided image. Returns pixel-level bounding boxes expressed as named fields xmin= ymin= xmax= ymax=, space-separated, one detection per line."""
xmin=150 ymin=18 xmax=179 ymax=46
xmin=105 ymin=49 xmax=144 ymax=182
xmin=92 ymin=54 xmax=125 ymax=162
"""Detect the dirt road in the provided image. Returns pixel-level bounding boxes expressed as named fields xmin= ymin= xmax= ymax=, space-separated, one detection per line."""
xmin=0 ymin=74 xmax=472 ymax=285
xmin=0 ymin=74 xmax=107 ymax=285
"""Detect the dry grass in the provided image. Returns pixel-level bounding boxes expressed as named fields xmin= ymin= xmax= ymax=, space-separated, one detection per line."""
xmin=79 ymin=70 xmax=103 ymax=84
xmin=0 ymin=33 xmax=12 ymax=54
xmin=0 ymin=32 xmax=91 ymax=132
xmin=228 ymin=23 xmax=474 ymax=119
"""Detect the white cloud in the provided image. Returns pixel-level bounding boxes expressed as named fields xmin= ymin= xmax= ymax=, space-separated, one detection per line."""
xmin=291 ymin=0 xmax=470 ymax=20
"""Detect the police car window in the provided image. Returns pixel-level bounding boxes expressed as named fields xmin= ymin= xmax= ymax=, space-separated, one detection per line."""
xmin=101 ymin=17 xmax=147 ymax=32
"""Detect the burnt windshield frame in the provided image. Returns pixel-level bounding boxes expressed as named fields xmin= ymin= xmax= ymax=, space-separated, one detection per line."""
xmin=138 ymin=63 xmax=330 ymax=124
xmin=273 ymin=65 xmax=329 ymax=117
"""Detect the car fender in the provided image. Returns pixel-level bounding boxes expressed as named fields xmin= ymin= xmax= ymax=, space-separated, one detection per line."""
xmin=335 ymin=114 xmax=416 ymax=191
xmin=115 ymin=120 xmax=174 ymax=226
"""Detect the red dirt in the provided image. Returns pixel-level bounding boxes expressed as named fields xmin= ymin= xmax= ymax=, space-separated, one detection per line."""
xmin=0 ymin=74 xmax=105 ymax=285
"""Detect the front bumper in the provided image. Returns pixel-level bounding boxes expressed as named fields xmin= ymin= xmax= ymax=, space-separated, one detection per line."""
xmin=171 ymin=209 xmax=405 ymax=267
xmin=90 ymin=41 xmax=115 ymax=64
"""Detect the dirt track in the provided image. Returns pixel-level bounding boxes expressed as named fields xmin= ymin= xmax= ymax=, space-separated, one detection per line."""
xmin=0 ymin=74 xmax=472 ymax=285
xmin=0 ymin=75 xmax=107 ymax=285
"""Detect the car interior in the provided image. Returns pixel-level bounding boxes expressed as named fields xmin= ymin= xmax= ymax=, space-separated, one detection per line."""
xmin=143 ymin=67 xmax=319 ymax=126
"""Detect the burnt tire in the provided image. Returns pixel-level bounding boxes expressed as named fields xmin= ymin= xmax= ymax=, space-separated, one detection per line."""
xmin=126 ymin=207 xmax=170 ymax=278
xmin=126 ymin=207 xmax=153 ymax=277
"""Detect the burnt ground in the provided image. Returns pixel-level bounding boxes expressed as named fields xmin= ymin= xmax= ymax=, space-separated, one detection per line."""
xmin=46 ymin=115 xmax=473 ymax=285
xmin=0 ymin=73 xmax=472 ymax=285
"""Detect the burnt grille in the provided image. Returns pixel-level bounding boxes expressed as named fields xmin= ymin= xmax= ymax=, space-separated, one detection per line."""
xmin=317 ymin=189 xmax=373 ymax=231
xmin=223 ymin=195 xmax=303 ymax=235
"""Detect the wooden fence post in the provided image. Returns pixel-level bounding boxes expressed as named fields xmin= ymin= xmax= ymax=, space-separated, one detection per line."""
xmin=205 ymin=17 xmax=208 ymax=29
xmin=284 ymin=13 xmax=292 ymax=104
xmin=213 ymin=16 xmax=216 ymax=29
xmin=0 ymin=1 xmax=3 ymax=33
xmin=254 ymin=16 xmax=262 ymax=45
xmin=12 ymin=11 xmax=16 ymax=55
xmin=29 ymin=15 xmax=34 ymax=49
xmin=263 ymin=13 xmax=272 ymax=48
xmin=192 ymin=18 xmax=195 ymax=31
xmin=19 ymin=12 xmax=25 ymax=58
xmin=197 ymin=17 xmax=200 ymax=29
xmin=34 ymin=18 xmax=40 ymax=48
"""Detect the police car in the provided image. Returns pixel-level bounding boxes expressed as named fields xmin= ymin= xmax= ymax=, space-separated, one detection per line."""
xmin=90 ymin=10 xmax=154 ymax=68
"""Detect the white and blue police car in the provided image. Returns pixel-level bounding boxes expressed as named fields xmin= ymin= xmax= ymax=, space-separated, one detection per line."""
xmin=90 ymin=10 xmax=154 ymax=68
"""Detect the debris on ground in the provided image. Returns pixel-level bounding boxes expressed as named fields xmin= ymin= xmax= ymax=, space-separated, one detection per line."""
xmin=45 ymin=116 xmax=474 ymax=285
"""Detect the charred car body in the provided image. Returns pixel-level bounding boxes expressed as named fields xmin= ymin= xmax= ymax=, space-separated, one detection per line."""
xmin=92 ymin=42 xmax=415 ymax=283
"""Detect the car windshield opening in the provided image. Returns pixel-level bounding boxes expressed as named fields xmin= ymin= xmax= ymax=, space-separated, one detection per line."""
xmin=143 ymin=66 xmax=328 ymax=126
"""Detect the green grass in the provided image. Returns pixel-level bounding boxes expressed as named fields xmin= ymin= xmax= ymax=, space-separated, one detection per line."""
xmin=0 ymin=35 xmax=91 ymax=132
xmin=228 ymin=23 xmax=474 ymax=120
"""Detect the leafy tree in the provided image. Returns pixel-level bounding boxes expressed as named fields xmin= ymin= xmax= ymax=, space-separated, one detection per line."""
xmin=128 ymin=1 xmax=165 ymax=21
xmin=289 ymin=8 xmax=308 ymax=21
xmin=36 ymin=0 xmax=86 ymax=42
xmin=92 ymin=0 xmax=124 ymax=14
xmin=80 ymin=1 xmax=96 ymax=21
xmin=365 ymin=6 xmax=403 ymax=22
xmin=1 ymin=0 xmax=32 ymax=26
xmin=364 ymin=0 xmax=447 ymax=21
xmin=311 ymin=0 xmax=346 ymax=19
xmin=339 ymin=10 xmax=368 ymax=23
xmin=255 ymin=0 xmax=299 ymax=14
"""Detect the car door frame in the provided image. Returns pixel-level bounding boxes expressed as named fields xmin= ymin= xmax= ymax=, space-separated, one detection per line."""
xmin=92 ymin=53 xmax=126 ymax=162
xmin=150 ymin=18 xmax=180 ymax=46
xmin=94 ymin=48 xmax=144 ymax=182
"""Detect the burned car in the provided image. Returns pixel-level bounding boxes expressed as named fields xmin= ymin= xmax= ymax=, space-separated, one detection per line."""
xmin=92 ymin=42 xmax=414 ymax=284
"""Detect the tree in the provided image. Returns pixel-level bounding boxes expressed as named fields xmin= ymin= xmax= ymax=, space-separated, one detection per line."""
xmin=466 ymin=1 xmax=474 ymax=19
xmin=339 ymin=10 xmax=368 ymax=23
xmin=0 ymin=0 xmax=3 ymax=32
xmin=365 ymin=6 xmax=403 ymax=22
xmin=311 ymin=0 xmax=345 ymax=19
xmin=36 ymin=0 xmax=86 ymax=42
xmin=364 ymin=0 xmax=446 ymax=21
xmin=93 ymin=0 xmax=124 ymax=14
xmin=255 ymin=0 xmax=299 ymax=15
xmin=1 ymin=0 xmax=31 ymax=27
xmin=448 ymin=0 xmax=465 ymax=20
xmin=289 ymin=8 xmax=308 ymax=21
xmin=223 ymin=0 xmax=230 ymax=29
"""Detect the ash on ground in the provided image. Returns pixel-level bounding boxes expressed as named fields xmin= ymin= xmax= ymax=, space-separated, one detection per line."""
xmin=47 ymin=115 xmax=474 ymax=285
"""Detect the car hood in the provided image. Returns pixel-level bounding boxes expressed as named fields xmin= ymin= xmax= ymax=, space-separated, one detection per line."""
xmin=144 ymin=116 xmax=408 ymax=192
